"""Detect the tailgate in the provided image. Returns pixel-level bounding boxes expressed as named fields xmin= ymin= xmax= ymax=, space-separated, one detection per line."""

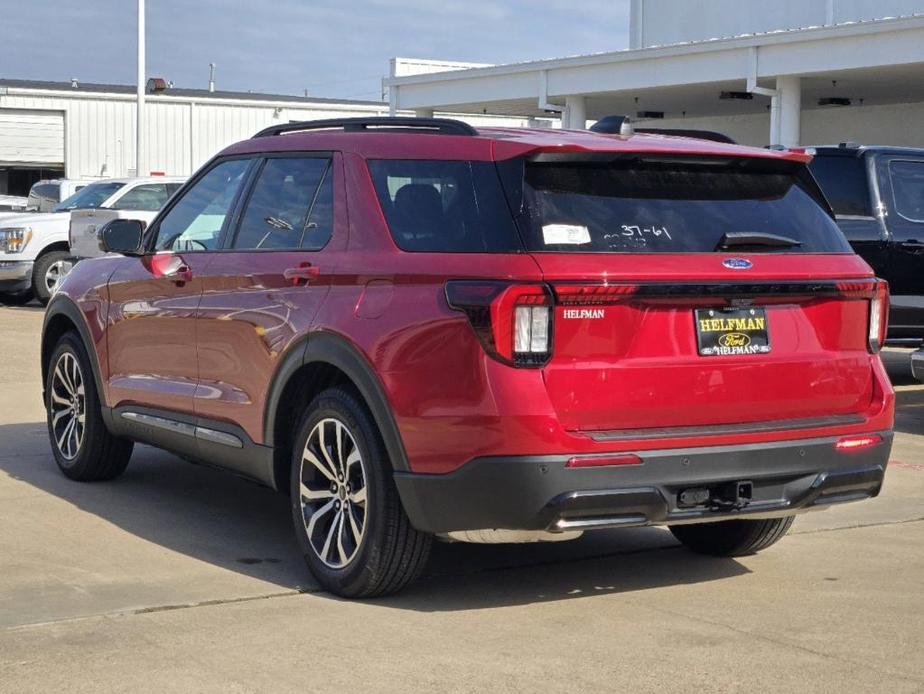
xmin=531 ymin=253 xmax=879 ymax=433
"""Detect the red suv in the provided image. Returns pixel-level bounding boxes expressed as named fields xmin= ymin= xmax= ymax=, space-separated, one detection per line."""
xmin=41 ymin=118 xmax=894 ymax=597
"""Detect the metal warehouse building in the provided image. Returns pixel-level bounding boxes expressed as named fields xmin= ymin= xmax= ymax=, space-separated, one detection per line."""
xmin=0 ymin=79 xmax=394 ymax=197
xmin=386 ymin=0 xmax=924 ymax=148
xmin=0 ymin=78 xmax=530 ymax=198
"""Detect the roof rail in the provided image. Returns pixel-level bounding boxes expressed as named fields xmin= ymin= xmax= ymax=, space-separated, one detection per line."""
xmin=253 ymin=117 xmax=478 ymax=138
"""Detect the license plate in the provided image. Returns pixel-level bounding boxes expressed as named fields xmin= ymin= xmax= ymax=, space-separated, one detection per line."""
xmin=695 ymin=307 xmax=771 ymax=356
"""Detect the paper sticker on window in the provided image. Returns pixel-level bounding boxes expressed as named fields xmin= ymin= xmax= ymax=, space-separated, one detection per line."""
xmin=542 ymin=224 xmax=591 ymax=245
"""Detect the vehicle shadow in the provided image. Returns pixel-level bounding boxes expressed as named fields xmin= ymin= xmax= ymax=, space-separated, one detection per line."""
xmin=380 ymin=540 xmax=747 ymax=612
xmin=0 ymin=421 xmax=749 ymax=609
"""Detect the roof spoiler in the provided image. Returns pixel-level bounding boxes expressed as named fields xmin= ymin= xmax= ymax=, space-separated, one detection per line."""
xmin=590 ymin=115 xmax=736 ymax=144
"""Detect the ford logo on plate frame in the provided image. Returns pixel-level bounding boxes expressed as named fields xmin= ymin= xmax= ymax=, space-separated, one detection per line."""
xmin=722 ymin=258 xmax=753 ymax=270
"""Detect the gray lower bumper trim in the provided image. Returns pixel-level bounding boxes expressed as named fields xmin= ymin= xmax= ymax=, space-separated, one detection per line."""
xmin=394 ymin=432 xmax=893 ymax=534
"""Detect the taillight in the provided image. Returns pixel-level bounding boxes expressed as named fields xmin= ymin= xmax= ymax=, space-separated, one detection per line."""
xmin=868 ymin=280 xmax=889 ymax=353
xmin=445 ymin=281 xmax=552 ymax=367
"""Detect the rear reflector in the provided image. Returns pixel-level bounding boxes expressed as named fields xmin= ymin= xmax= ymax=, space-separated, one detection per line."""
xmin=835 ymin=434 xmax=882 ymax=451
xmin=566 ymin=454 xmax=643 ymax=468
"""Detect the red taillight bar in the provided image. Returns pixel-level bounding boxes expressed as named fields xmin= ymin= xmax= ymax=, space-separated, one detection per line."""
xmin=554 ymin=283 xmax=639 ymax=305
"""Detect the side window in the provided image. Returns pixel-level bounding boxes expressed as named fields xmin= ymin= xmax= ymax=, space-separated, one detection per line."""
xmin=154 ymin=159 xmax=250 ymax=252
xmin=889 ymin=161 xmax=924 ymax=223
xmin=367 ymin=160 xmax=521 ymax=252
xmin=232 ymin=157 xmax=333 ymax=250
xmin=808 ymin=155 xmax=872 ymax=217
xmin=111 ymin=184 xmax=170 ymax=211
xmin=165 ymin=183 xmax=184 ymax=197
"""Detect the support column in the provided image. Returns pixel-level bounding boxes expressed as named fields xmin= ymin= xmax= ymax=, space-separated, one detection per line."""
xmin=564 ymin=95 xmax=587 ymax=130
xmin=776 ymin=76 xmax=802 ymax=148
xmin=414 ymin=108 xmax=435 ymax=118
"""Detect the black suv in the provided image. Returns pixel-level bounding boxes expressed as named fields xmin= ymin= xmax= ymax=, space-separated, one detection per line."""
xmin=808 ymin=144 xmax=924 ymax=341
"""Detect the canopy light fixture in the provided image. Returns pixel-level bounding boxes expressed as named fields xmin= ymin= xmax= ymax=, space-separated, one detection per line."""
xmin=819 ymin=97 xmax=852 ymax=107
xmin=720 ymin=91 xmax=753 ymax=100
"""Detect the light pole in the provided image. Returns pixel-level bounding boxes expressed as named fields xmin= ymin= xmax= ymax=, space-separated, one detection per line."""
xmin=136 ymin=0 xmax=146 ymax=177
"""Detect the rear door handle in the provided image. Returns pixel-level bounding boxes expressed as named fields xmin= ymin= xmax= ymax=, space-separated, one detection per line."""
xmin=900 ymin=240 xmax=924 ymax=251
xmin=284 ymin=263 xmax=321 ymax=286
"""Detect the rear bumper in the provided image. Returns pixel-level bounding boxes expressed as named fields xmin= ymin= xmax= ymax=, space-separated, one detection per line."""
xmin=394 ymin=433 xmax=892 ymax=534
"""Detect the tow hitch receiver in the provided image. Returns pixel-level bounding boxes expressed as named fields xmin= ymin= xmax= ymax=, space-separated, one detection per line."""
xmin=678 ymin=481 xmax=753 ymax=510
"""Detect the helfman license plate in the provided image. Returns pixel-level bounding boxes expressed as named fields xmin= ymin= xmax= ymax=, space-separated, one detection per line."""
xmin=695 ymin=307 xmax=771 ymax=356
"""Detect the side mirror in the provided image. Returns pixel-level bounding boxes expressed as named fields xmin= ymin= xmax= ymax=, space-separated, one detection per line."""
xmin=100 ymin=219 xmax=146 ymax=256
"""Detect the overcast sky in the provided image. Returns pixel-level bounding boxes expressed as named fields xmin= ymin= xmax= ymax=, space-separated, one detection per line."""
xmin=0 ymin=0 xmax=630 ymax=101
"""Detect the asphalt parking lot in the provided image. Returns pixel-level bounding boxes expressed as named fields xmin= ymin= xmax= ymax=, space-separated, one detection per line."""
xmin=0 ymin=303 xmax=922 ymax=693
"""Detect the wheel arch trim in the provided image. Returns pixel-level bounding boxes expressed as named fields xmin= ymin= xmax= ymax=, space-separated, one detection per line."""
xmin=264 ymin=330 xmax=411 ymax=473
xmin=42 ymin=295 xmax=107 ymax=411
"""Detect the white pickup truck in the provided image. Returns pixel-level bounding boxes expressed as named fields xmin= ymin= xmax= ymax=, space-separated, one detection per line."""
xmin=0 ymin=176 xmax=185 ymax=304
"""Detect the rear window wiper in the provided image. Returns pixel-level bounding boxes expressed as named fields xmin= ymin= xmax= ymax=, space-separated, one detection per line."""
xmin=715 ymin=231 xmax=802 ymax=251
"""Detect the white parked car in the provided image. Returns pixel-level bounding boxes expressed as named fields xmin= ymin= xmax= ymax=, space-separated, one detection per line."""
xmin=0 ymin=176 xmax=185 ymax=305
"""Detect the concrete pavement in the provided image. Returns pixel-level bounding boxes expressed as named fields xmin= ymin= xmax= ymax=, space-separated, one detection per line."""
xmin=0 ymin=304 xmax=922 ymax=693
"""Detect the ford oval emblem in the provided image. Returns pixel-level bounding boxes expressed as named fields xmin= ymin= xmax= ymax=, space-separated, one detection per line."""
xmin=723 ymin=258 xmax=753 ymax=270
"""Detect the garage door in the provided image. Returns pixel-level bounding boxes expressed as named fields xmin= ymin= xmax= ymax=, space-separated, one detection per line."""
xmin=0 ymin=109 xmax=64 ymax=166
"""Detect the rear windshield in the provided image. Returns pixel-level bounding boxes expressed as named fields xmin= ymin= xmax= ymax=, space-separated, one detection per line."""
xmin=808 ymin=154 xmax=872 ymax=217
xmin=368 ymin=160 xmax=521 ymax=252
xmin=515 ymin=158 xmax=852 ymax=253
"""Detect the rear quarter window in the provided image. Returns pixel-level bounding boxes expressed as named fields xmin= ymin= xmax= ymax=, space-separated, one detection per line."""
xmin=808 ymin=154 xmax=872 ymax=217
xmin=888 ymin=160 xmax=924 ymax=223
xmin=368 ymin=160 xmax=521 ymax=252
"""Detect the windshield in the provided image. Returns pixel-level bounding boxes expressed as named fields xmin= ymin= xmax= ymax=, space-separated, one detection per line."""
xmin=512 ymin=157 xmax=852 ymax=253
xmin=54 ymin=182 xmax=125 ymax=212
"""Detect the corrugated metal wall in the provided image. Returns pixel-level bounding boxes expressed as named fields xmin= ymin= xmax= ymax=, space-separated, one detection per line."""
xmin=0 ymin=90 xmax=390 ymax=179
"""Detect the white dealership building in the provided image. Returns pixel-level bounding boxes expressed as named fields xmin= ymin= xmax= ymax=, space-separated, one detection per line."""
xmin=386 ymin=0 xmax=924 ymax=148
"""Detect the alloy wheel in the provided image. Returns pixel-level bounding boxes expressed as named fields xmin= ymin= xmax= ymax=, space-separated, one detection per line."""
xmin=44 ymin=260 xmax=68 ymax=294
xmin=49 ymin=352 xmax=86 ymax=460
xmin=298 ymin=417 xmax=368 ymax=569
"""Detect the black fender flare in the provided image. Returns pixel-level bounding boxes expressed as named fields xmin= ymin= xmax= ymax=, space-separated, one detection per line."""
xmin=42 ymin=294 xmax=108 ymax=409
xmin=263 ymin=331 xmax=411 ymax=472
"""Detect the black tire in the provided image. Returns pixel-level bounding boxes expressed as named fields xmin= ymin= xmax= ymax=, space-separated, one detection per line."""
xmin=669 ymin=516 xmax=795 ymax=557
xmin=32 ymin=250 xmax=70 ymax=305
xmin=290 ymin=386 xmax=431 ymax=598
xmin=0 ymin=289 xmax=34 ymax=306
xmin=46 ymin=332 xmax=133 ymax=481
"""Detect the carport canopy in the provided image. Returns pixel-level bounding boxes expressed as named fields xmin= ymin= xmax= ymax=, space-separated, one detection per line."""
xmin=385 ymin=15 xmax=924 ymax=147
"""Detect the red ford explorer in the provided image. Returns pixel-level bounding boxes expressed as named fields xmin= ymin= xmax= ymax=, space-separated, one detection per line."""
xmin=41 ymin=118 xmax=894 ymax=597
